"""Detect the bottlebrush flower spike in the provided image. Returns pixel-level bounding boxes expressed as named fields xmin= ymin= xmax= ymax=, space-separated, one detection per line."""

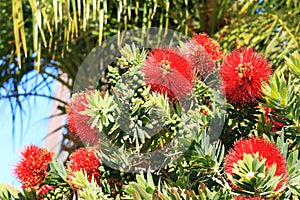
xmin=142 ymin=48 xmax=195 ymax=100
xmin=67 ymin=148 xmax=101 ymax=185
xmin=66 ymin=90 xmax=100 ymax=145
xmin=182 ymin=40 xmax=216 ymax=77
xmin=191 ymin=33 xmax=223 ymax=61
xmin=220 ymin=48 xmax=272 ymax=106
xmin=13 ymin=145 xmax=53 ymax=191
xmin=224 ymin=137 xmax=288 ymax=194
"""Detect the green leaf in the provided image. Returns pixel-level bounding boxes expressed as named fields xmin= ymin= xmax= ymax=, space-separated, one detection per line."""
xmin=131 ymin=183 xmax=152 ymax=200
xmin=285 ymin=51 xmax=300 ymax=79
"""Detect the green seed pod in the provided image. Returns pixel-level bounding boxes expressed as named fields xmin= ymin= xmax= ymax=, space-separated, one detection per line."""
xmin=137 ymin=88 xmax=144 ymax=93
xmin=137 ymin=80 xmax=145 ymax=86
xmin=133 ymin=75 xmax=139 ymax=81
xmin=165 ymin=120 xmax=171 ymax=125
xmin=132 ymin=84 xmax=138 ymax=89
xmin=172 ymin=114 xmax=178 ymax=120
xmin=177 ymin=123 xmax=183 ymax=129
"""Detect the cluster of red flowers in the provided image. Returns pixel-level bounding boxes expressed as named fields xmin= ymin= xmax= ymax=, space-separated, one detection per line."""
xmin=224 ymin=137 xmax=288 ymax=192
xmin=13 ymin=145 xmax=101 ymax=196
xmin=13 ymin=145 xmax=53 ymax=191
xmin=67 ymin=147 xmax=101 ymax=184
xmin=142 ymin=34 xmax=271 ymax=107
xmin=220 ymin=48 xmax=272 ymax=106
xmin=66 ymin=91 xmax=100 ymax=145
xmin=142 ymin=33 xmax=222 ymax=100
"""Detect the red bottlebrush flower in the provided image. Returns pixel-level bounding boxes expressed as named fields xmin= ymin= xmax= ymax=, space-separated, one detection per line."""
xmin=263 ymin=107 xmax=286 ymax=132
xmin=67 ymin=148 xmax=101 ymax=184
xmin=234 ymin=196 xmax=263 ymax=200
xmin=220 ymin=48 xmax=272 ymax=106
xmin=224 ymin=137 xmax=288 ymax=190
xmin=37 ymin=185 xmax=56 ymax=200
xmin=142 ymin=48 xmax=195 ymax=100
xmin=182 ymin=40 xmax=216 ymax=77
xmin=191 ymin=33 xmax=223 ymax=61
xmin=13 ymin=145 xmax=53 ymax=191
xmin=66 ymin=91 xmax=100 ymax=145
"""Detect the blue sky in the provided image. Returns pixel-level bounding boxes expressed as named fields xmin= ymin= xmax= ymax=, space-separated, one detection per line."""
xmin=0 ymin=69 xmax=57 ymax=188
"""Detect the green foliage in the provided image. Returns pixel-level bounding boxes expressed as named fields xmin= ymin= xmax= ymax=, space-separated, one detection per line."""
xmin=268 ymin=133 xmax=300 ymax=199
xmin=41 ymin=185 xmax=73 ymax=200
xmin=124 ymin=172 xmax=200 ymax=200
xmin=192 ymin=78 xmax=214 ymax=104
xmin=221 ymin=105 xmax=261 ymax=149
xmin=284 ymin=150 xmax=300 ymax=198
xmin=261 ymin=52 xmax=300 ymax=149
xmin=44 ymin=157 xmax=68 ymax=185
xmin=83 ymin=91 xmax=117 ymax=132
xmin=118 ymin=43 xmax=148 ymax=68
xmin=165 ymin=132 xmax=227 ymax=194
xmin=0 ymin=185 xmax=38 ymax=200
xmin=70 ymin=171 xmax=109 ymax=200
xmin=7 ymin=0 xmax=231 ymax=68
xmin=124 ymin=171 xmax=231 ymax=200
xmin=0 ymin=184 xmax=26 ymax=200
xmin=194 ymin=133 xmax=225 ymax=169
xmin=41 ymin=158 xmax=73 ymax=200
xmin=262 ymin=72 xmax=297 ymax=120
xmin=285 ymin=51 xmax=300 ymax=80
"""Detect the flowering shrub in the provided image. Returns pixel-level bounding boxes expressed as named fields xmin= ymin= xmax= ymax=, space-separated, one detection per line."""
xmin=1 ymin=33 xmax=300 ymax=200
